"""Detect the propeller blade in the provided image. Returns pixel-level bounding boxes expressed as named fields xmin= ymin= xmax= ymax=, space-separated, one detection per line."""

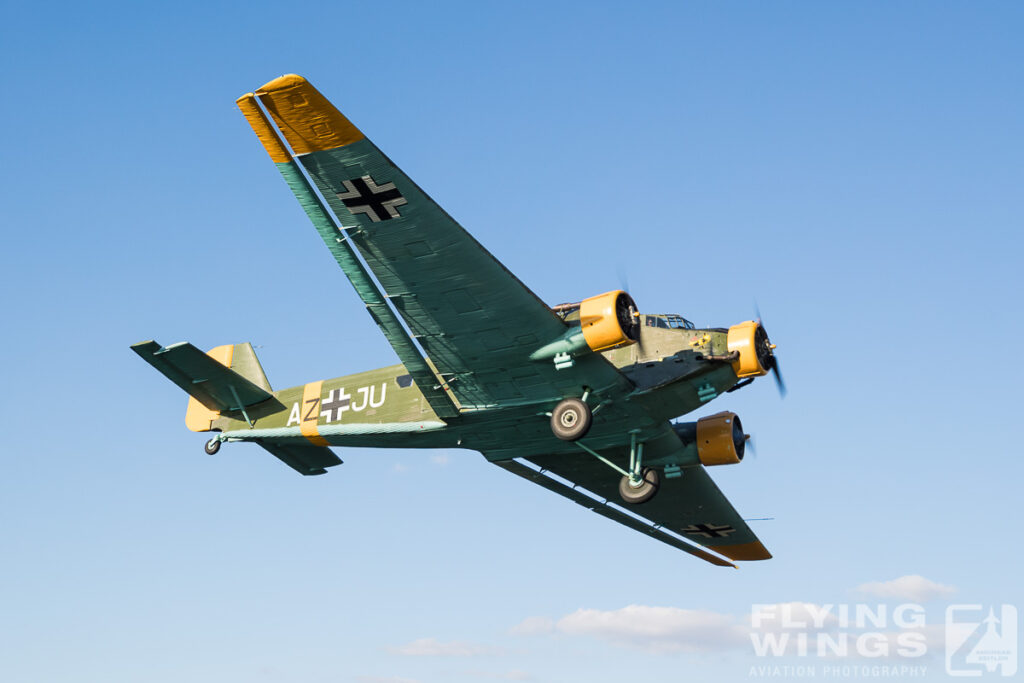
xmin=617 ymin=265 xmax=631 ymax=294
xmin=635 ymin=329 xmax=647 ymax=358
xmin=770 ymin=355 xmax=786 ymax=398
xmin=616 ymin=268 xmax=647 ymax=356
xmin=754 ymin=301 xmax=786 ymax=398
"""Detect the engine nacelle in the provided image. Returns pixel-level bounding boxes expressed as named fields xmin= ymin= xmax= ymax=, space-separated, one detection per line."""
xmin=696 ymin=411 xmax=746 ymax=466
xmin=579 ymin=290 xmax=640 ymax=352
xmin=727 ymin=320 xmax=772 ymax=378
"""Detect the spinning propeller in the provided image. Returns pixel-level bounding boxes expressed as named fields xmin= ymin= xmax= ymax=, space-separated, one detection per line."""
xmin=617 ymin=268 xmax=647 ymax=356
xmin=754 ymin=304 xmax=786 ymax=398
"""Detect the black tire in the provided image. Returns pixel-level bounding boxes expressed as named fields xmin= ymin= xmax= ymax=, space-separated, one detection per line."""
xmin=550 ymin=398 xmax=593 ymax=441
xmin=619 ymin=468 xmax=660 ymax=504
xmin=204 ymin=438 xmax=221 ymax=455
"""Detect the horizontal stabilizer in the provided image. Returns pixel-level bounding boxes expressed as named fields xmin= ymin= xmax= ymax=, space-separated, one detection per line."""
xmin=258 ymin=442 xmax=342 ymax=476
xmin=131 ymin=340 xmax=276 ymax=412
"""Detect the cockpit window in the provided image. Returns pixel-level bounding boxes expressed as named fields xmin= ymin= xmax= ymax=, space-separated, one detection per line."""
xmin=646 ymin=314 xmax=695 ymax=330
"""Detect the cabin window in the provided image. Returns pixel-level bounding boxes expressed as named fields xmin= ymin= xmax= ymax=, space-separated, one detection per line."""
xmin=646 ymin=314 xmax=696 ymax=330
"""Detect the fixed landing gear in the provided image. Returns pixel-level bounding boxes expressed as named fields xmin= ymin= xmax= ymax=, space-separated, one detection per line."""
xmin=548 ymin=393 xmax=660 ymax=505
xmin=550 ymin=397 xmax=592 ymax=441
xmin=565 ymin=425 xmax=662 ymax=505
xmin=204 ymin=438 xmax=221 ymax=455
xmin=619 ymin=468 xmax=660 ymax=504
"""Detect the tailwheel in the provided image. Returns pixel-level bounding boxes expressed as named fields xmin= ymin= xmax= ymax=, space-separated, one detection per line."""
xmin=204 ymin=438 xmax=221 ymax=455
xmin=551 ymin=398 xmax=592 ymax=441
xmin=619 ymin=468 xmax=659 ymax=504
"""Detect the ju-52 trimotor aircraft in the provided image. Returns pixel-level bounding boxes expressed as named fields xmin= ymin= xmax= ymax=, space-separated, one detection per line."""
xmin=133 ymin=75 xmax=783 ymax=568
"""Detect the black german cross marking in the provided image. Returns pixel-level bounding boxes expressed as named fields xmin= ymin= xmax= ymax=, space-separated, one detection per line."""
xmin=337 ymin=174 xmax=407 ymax=222
xmin=319 ymin=388 xmax=350 ymax=423
xmin=681 ymin=523 xmax=736 ymax=538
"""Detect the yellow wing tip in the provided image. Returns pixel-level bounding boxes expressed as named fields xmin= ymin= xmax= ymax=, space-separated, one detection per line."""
xmin=252 ymin=74 xmax=364 ymax=154
xmin=235 ymin=92 xmax=292 ymax=163
xmin=256 ymin=73 xmax=308 ymax=94
xmin=715 ymin=541 xmax=772 ymax=562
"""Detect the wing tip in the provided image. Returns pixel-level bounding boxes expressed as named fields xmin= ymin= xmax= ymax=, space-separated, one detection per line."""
xmin=250 ymin=74 xmax=364 ymax=154
xmin=255 ymin=73 xmax=307 ymax=95
xmin=715 ymin=541 xmax=772 ymax=562
xmin=236 ymin=92 xmax=292 ymax=163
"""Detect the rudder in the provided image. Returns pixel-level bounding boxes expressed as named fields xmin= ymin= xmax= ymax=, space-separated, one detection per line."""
xmin=131 ymin=340 xmax=280 ymax=432
xmin=184 ymin=342 xmax=273 ymax=432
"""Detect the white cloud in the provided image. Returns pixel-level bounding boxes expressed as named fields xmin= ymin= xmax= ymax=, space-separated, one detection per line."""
xmin=553 ymin=604 xmax=747 ymax=653
xmin=458 ymin=670 xmax=533 ymax=681
xmin=914 ymin=623 xmax=947 ymax=651
xmin=391 ymin=637 xmax=503 ymax=657
xmin=514 ymin=600 xmax=949 ymax=659
xmin=429 ymin=454 xmax=450 ymax=466
xmin=856 ymin=575 xmax=955 ymax=602
xmin=391 ymin=463 xmax=409 ymax=474
xmin=355 ymin=677 xmax=420 ymax=683
xmin=508 ymin=616 xmax=554 ymax=636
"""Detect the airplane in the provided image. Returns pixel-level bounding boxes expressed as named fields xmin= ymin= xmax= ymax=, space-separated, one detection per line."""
xmin=132 ymin=74 xmax=783 ymax=568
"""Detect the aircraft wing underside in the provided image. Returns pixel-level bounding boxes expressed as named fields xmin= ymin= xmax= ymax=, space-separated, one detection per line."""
xmin=240 ymin=76 xmax=633 ymax=411
xmin=494 ymin=444 xmax=771 ymax=566
xmin=494 ymin=459 xmax=738 ymax=568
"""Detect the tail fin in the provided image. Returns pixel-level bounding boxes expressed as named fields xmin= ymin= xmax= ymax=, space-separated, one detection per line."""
xmin=131 ymin=341 xmax=283 ymax=432
xmin=215 ymin=342 xmax=272 ymax=392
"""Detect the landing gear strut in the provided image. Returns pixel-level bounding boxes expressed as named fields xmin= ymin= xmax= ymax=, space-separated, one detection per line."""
xmin=550 ymin=397 xmax=592 ymax=441
xmin=618 ymin=431 xmax=659 ymax=504
xmin=570 ymin=431 xmax=662 ymax=505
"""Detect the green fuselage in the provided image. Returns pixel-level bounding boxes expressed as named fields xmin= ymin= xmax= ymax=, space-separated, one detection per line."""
xmin=214 ymin=315 xmax=741 ymax=461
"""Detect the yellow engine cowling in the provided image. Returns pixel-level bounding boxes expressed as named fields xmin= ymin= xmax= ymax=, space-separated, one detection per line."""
xmin=727 ymin=320 xmax=771 ymax=378
xmin=696 ymin=412 xmax=746 ymax=466
xmin=579 ymin=290 xmax=640 ymax=352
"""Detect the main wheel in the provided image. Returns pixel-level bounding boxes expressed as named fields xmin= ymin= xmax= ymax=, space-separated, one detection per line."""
xmin=204 ymin=438 xmax=221 ymax=455
xmin=550 ymin=398 xmax=592 ymax=441
xmin=619 ymin=468 xmax=660 ymax=504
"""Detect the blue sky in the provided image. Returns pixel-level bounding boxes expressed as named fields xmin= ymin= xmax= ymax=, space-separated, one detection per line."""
xmin=1 ymin=2 xmax=1022 ymax=681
